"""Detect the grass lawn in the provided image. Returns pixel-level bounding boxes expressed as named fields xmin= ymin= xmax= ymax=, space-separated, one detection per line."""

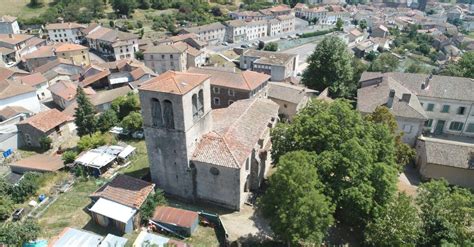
xmin=467 ymin=32 xmax=474 ymax=39
xmin=119 ymin=139 xmax=150 ymax=179
xmin=0 ymin=0 xmax=52 ymax=18
xmin=37 ymin=179 xmax=103 ymax=238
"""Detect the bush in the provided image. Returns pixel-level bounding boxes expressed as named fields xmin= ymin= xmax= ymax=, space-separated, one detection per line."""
xmin=39 ymin=136 xmax=52 ymax=151
xmin=0 ymin=196 xmax=14 ymax=220
xmin=263 ymin=42 xmax=278 ymax=51
xmin=121 ymin=111 xmax=143 ymax=132
xmin=140 ymin=190 xmax=166 ymax=223
xmin=62 ymin=150 xmax=78 ymax=164
xmin=10 ymin=172 xmax=41 ymax=203
xmin=299 ymin=29 xmax=333 ymax=38
xmin=77 ymin=132 xmax=107 ymax=152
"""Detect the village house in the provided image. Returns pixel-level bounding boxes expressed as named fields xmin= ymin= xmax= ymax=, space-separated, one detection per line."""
xmin=0 ymin=66 xmax=29 ymax=81
xmin=0 ymin=79 xmax=41 ymax=113
xmin=89 ymin=174 xmax=154 ymax=233
xmin=139 ymin=71 xmax=279 ymax=210
xmin=267 ymin=81 xmax=316 ymax=121
xmin=9 ymin=154 xmax=64 ymax=174
xmin=0 ymin=34 xmax=36 ymax=63
xmin=0 ymin=15 xmax=20 ymax=34
xmin=23 ymin=45 xmax=57 ymax=71
xmin=259 ymin=5 xmax=293 ymax=18
xmin=188 ymin=67 xmax=270 ymax=109
xmin=144 ymin=42 xmax=205 ymax=74
xmin=416 ymin=136 xmax=474 ymax=189
xmin=85 ymin=25 xmax=139 ymax=60
xmin=225 ymin=20 xmax=248 ymax=43
xmin=18 ymin=72 xmax=50 ymax=101
xmin=240 ymin=49 xmax=298 ymax=81
xmin=48 ymin=80 xmax=90 ymax=109
xmin=45 ymin=22 xmax=86 ymax=43
xmin=246 ymin=20 xmax=268 ymax=41
xmin=179 ymin=22 xmax=227 ymax=45
xmin=33 ymin=58 xmax=83 ymax=86
xmin=371 ymin=24 xmax=389 ymax=38
xmin=17 ymin=108 xmax=75 ymax=148
xmin=229 ymin=11 xmax=265 ymax=21
xmin=55 ymin=43 xmax=91 ymax=66
xmin=277 ymin=15 xmax=295 ymax=33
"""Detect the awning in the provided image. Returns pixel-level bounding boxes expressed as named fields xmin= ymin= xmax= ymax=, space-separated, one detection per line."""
xmin=90 ymin=198 xmax=136 ymax=223
xmin=118 ymin=145 xmax=136 ymax=159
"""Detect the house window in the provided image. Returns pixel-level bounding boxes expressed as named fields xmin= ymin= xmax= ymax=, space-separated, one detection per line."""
xmin=441 ymin=105 xmax=450 ymax=113
xmin=213 ymin=97 xmax=220 ymax=106
xmin=228 ymin=89 xmax=235 ymax=96
xmin=212 ymin=87 xmax=220 ymax=94
xmin=403 ymin=124 xmax=412 ymax=133
xmin=449 ymin=121 xmax=464 ymax=131
xmin=161 ymin=55 xmax=165 ymax=59
xmin=192 ymin=94 xmax=199 ymax=120
xmin=170 ymin=54 xmax=173 ymax=59
xmin=466 ymin=123 xmax=474 ymax=133
xmin=426 ymin=103 xmax=435 ymax=111
xmin=457 ymin=106 xmax=466 ymax=115
xmin=424 ymin=119 xmax=433 ymax=127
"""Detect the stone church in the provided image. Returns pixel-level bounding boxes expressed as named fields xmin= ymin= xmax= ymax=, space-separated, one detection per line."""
xmin=139 ymin=70 xmax=279 ymax=210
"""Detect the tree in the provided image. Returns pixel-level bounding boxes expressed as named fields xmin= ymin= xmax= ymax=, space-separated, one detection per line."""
xmin=0 ymin=220 xmax=40 ymax=246
xmin=302 ymin=36 xmax=355 ymax=98
xmin=0 ymin=195 xmax=14 ymax=220
xmin=359 ymin=19 xmax=367 ymax=30
xmin=74 ymin=87 xmax=97 ymax=137
xmin=405 ymin=63 xmax=429 ymax=74
xmin=263 ymin=42 xmax=278 ymax=51
xmin=29 ymin=0 xmax=42 ymax=7
xmin=77 ymin=132 xmax=107 ymax=151
xmin=416 ymin=180 xmax=474 ymax=246
xmin=211 ymin=6 xmax=223 ymax=16
xmin=352 ymin=57 xmax=368 ymax=84
xmin=369 ymin=53 xmax=399 ymax=73
xmin=10 ymin=172 xmax=41 ymax=203
xmin=440 ymin=51 xmax=474 ymax=78
xmin=111 ymin=0 xmax=136 ymax=16
xmin=97 ymin=109 xmax=118 ymax=133
xmin=365 ymin=106 xmax=415 ymax=169
xmin=137 ymin=0 xmax=150 ymax=9
xmin=336 ymin=18 xmax=344 ymax=31
xmin=112 ymin=92 xmax=140 ymax=120
xmin=259 ymin=151 xmax=334 ymax=245
xmin=140 ymin=190 xmax=166 ymax=223
xmin=121 ymin=111 xmax=143 ymax=132
xmin=271 ymin=100 xmax=399 ymax=231
xmin=365 ymin=193 xmax=422 ymax=246
xmin=39 ymin=136 xmax=52 ymax=151
xmin=365 ymin=51 xmax=377 ymax=61
xmin=62 ymin=150 xmax=78 ymax=164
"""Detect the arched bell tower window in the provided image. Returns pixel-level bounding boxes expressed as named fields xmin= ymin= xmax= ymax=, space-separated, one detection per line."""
xmin=198 ymin=89 xmax=204 ymax=116
xmin=151 ymin=98 xmax=163 ymax=127
xmin=163 ymin=100 xmax=175 ymax=129
xmin=192 ymin=94 xmax=198 ymax=120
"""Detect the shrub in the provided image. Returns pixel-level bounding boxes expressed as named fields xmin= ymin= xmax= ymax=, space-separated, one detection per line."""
xmin=62 ymin=150 xmax=78 ymax=164
xmin=299 ymin=29 xmax=333 ymax=38
xmin=39 ymin=136 xmax=52 ymax=151
xmin=77 ymin=132 xmax=107 ymax=152
xmin=140 ymin=190 xmax=166 ymax=224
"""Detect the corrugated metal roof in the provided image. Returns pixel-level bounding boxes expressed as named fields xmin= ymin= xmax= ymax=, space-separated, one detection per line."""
xmin=90 ymin=198 xmax=136 ymax=223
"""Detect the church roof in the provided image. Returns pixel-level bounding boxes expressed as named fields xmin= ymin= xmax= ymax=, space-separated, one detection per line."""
xmin=192 ymin=98 xmax=278 ymax=168
xmin=139 ymin=71 xmax=210 ymax=95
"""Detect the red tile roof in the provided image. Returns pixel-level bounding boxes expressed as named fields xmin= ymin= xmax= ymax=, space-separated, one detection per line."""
xmin=0 ymin=79 xmax=35 ymax=100
xmin=188 ymin=67 xmax=269 ymax=91
xmin=90 ymin=174 xmax=154 ymax=209
xmin=19 ymin=72 xmax=47 ymax=86
xmin=10 ymin=154 xmax=64 ymax=172
xmin=139 ymin=71 xmax=210 ymax=95
xmin=152 ymin=206 xmax=199 ymax=228
xmin=18 ymin=108 xmax=73 ymax=133
xmin=45 ymin=22 xmax=85 ymax=30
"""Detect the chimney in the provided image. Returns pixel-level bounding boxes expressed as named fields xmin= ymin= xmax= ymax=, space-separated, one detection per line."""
xmin=421 ymin=74 xmax=433 ymax=90
xmin=401 ymin=93 xmax=411 ymax=103
xmin=387 ymin=89 xmax=395 ymax=108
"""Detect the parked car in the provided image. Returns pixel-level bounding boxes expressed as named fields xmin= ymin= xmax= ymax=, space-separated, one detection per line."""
xmin=12 ymin=208 xmax=24 ymax=221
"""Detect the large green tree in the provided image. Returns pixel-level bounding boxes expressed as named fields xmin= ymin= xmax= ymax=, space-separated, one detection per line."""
xmin=0 ymin=220 xmax=40 ymax=246
xmin=302 ymin=36 xmax=355 ymax=98
xmin=112 ymin=92 xmax=141 ymax=120
xmin=271 ymin=100 xmax=399 ymax=230
xmin=121 ymin=111 xmax=143 ymax=132
xmin=74 ymin=87 xmax=97 ymax=137
xmin=111 ymin=0 xmax=136 ymax=16
xmin=441 ymin=51 xmax=474 ymax=78
xmin=259 ymin=151 xmax=334 ymax=245
xmin=416 ymin=180 xmax=474 ymax=246
xmin=365 ymin=193 xmax=422 ymax=246
xmin=369 ymin=53 xmax=400 ymax=73
xmin=365 ymin=106 xmax=415 ymax=169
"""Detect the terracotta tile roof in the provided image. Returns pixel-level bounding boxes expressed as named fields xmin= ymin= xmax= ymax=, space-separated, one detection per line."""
xmin=243 ymin=49 xmax=296 ymax=66
xmin=80 ymin=69 xmax=110 ymax=87
xmin=19 ymin=108 xmax=73 ymax=133
xmin=55 ymin=43 xmax=88 ymax=52
xmin=48 ymin=80 xmax=77 ymax=101
xmin=152 ymin=206 xmax=199 ymax=228
xmin=19 ymin=72 xmax=47 ymax=86
xmin=130 ymin=67 xmax=146 ymax=81
xmin=10 ymin=154 xmax=64 ymax=172
xmin=0 ymin=79 xmax=35 ymax=100
xmin=90 ymin=86 xmax=131 ymax=106
xmin=0 ymin=67 xmax=29 ymax=81
xmin=86 ymin=26 xmax=138 ymax=43
xmin=82 ymin=23 xmax=100 ymax=36
xmin=0 ymin=106 xmax=30 ymax=120
xmin=144 ymin=43 xmax=184 ymax=54
xmin=25 ymin=37 xmax=46 ymax=47
xmin=23 ymin=45 xmax=55 ymax=59
xmin=33 ymin=58 xmax=75 ymax=74
xmin=0 ymin=47 xmax=14 ymax=54
xmin=139 ymin=71 xmax=210 ymax=95
xmin=268 ymin=81 xmax=315 ymax=104
xmin=188 ymin=67 xmax=269 ymax=91
xmin=0 ymin=34 xmax=33 ymax=45
xmin=45 ymin=22 xmax=85 ymax=30
xmin=173 ymin=42 xmax=202 ymax=57
xmin=183 ymin=22 xmax=226 ymax=34
xmin=192 ymin=98 xmax=279 ymax=168
xmin=90 ymin=174 xmax=154 ymax=209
